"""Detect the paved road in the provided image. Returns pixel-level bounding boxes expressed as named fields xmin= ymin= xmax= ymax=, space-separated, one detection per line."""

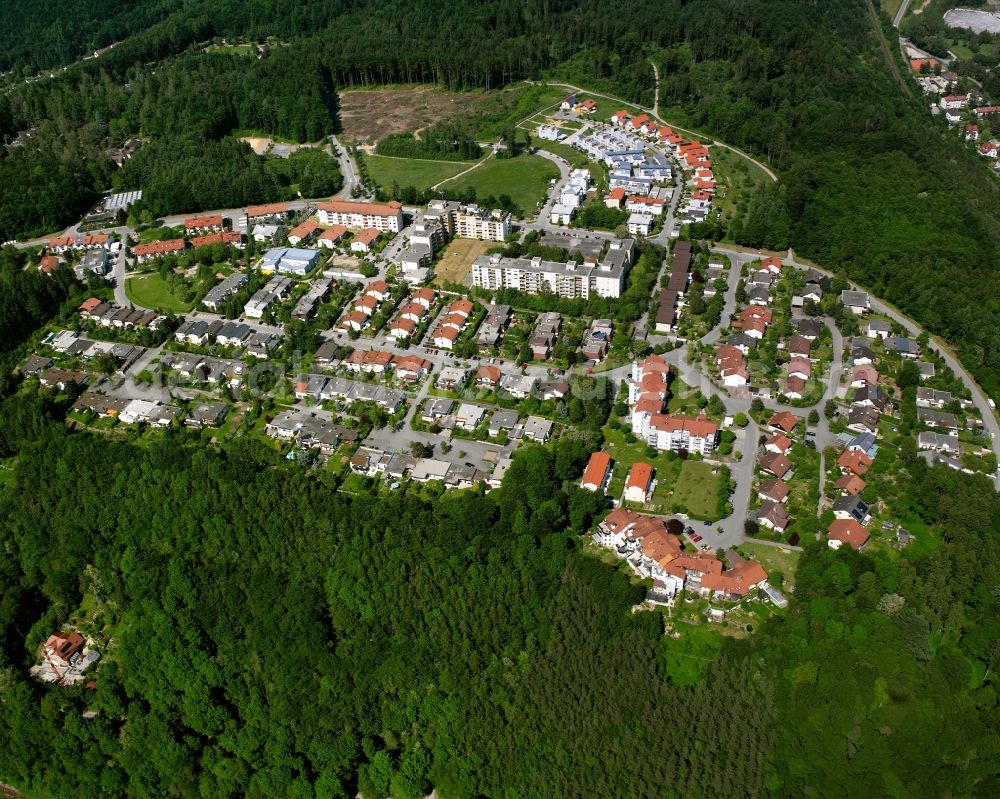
xmin=112 ymin=245 xmax=130 ymax=306
xmin=893 ymin=0 xmax=913 ymax=28
xmin=328 ymin=135 xmax=359 ymax=197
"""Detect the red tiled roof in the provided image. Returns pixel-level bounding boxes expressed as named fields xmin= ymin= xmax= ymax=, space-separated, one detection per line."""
xmin=758 ymin=479 xmax=790 ymax=502
xmin=339 ymin=310 xmax=368 ymax=328
xmin=784 ymin=376 xmax=806 ymax=395
xmin=637 ymin=354 xmax=670 ymax=375
xmin=766 ymin=433 xmax=791 ymax=453
xmin=433 ymin=326 xmax=460 ymax=342
xmin=828 ymin=519 xmax=869 ymax=550
xmin=740 ymin=305 xmax=773 ymax=324
xmin=701 ymin=560 xmax=768 ymax=596
xmin=288 ymin=218 xmax=320 ymax=240
xmin=184 ymin=214 xmax=222 ymax=229
xmin=351 ymin=228 xmax=380 ymax=246
xmin=390 ymin=317 xmax=417 ymax=335
xmin=394 ymin=354 xmax=430 ymax=373
xmin=190 ymin=231 xmax=243 ymax=248
xmin=768 ymin=411 xmax=798 ymax=433
xmin=838 ymin=450 xmax=873 ymax=476
xmin=634 ymin=395 xmax=663 ymax=415
xmin=410 ymin=287 xmax=437 ymax=303
xmin=626 ymin=462 xmax=653 ymax=491
xmin=909 ymin=58 xmax=941 ymax=72
xmin=247 ymin=202 xmax=288 ymax=217
xmin=759 ymin=451 xmax=791 ymax=479
xmin=39 ymin=255 xmax=61 ymax=273
xmin=833 ymin=474 xmax=866 ymax=495
xmin=787 ymin=357 xmax=812 ymax=376
xmin=133 ymin=239 xmax=186 ymax=257
xmin=641 ymin=529 xmax=683 ymax=565
xmin=345 ymin=349 xmax=394 ymax=367
xmin=599 ymin=507 xmax=637 ymax=533
xmin=582 ymin=451 xmax=612 ymax=488
xmin=318 ymin=224 xmax=348 ymax=242
xmin=47 ymin=233 xmax=109 ymax=250
xmin=317 ymin=199 xmax=402 ymax=217
xmin=649 ymin=414 xmax=718 ymax=438
xmin=476 ymin=365 xmax=501 ymax=383
xmin=449 ymin=298 xmax=474 ymax=317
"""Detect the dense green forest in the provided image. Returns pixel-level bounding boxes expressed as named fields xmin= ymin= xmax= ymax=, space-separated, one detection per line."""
xmin=0 ymin=384 xmax=997 ymax=798
xmin=0 ymin=247 xmax=82 ymax=394
xmin=116 ymin=141 xmax=342 ymax=220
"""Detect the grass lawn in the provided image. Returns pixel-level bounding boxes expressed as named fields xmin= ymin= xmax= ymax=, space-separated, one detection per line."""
xmin=365 ymin=154 xmax=474 ymax=192
xmin=125 ymin=274 xmax=194 ymax=314
xmin=438 ymin=154 xmax=559 ymax=216
xmin=672 ymin=460 xmax=723 ymax=519
xmin=666 ymin=378 xmax=706 ymax=415
xmin=534 ymin=140 xmax=591 ymax=169
xmin=736 ymin=541 xmax=802 ymax=591
xmin=657 ymin=618 xmax=723 ymax=686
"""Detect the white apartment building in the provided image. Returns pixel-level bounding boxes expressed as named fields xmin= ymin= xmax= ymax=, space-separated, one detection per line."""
xmin=425 ymin=200 xmax=511 ymax=241
xmin=471 ymin=239 xmax=635 ymax=299
xmin=632 ymin=412 xmax=719 ymax=455
xmin=316 ymin=199 xmax=404 ymax=233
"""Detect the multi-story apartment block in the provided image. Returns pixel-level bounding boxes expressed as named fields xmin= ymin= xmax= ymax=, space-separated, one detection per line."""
xmin=471 ymin=239 xmax=635 ymax=299
xmin=425 ymin=200 xmax=511 ymax=241
xmin=316 ymin=199 xmax=404 ymax=233
xmin=633 ymin=412 xmax=718 ymax=455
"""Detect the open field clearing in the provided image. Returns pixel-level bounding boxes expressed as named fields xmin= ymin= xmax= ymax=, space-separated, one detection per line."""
xmin=433 ymin=239 xmax=495 ymax=286
xmin=365 ymin=155 xmax=473 ymax=192
xmin=438 ymin=155 xmax=559 ymax=216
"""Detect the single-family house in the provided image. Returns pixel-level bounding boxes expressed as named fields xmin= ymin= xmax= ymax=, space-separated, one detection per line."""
xmin=840 ymin=289 xmax=870 ymax=315
xmin=759 ymin=452 xmax=791 ymax=480
xmin=581 ymin=451 xmax=613 ymax=492
xmin=827 ymin=519 xmax=869 ymax=551
xmin=832 ymin=494 xmax=870 ymax=524
xmin=838 ymin=449 xmax=873 ymax=477
xmin=757 ymin=478 xmax=790 ymax=504
xmin=624 ymin=462 xmax=654 ymax=504
xmin=756 ymin=500 xmax=789 ymax=532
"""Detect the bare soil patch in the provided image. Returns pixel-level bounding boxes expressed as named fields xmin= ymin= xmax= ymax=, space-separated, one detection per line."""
xmin=433 ymin=239 xmax=496 ymax=286
xmin=338 ymin=87 xmax=491 ymax=144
